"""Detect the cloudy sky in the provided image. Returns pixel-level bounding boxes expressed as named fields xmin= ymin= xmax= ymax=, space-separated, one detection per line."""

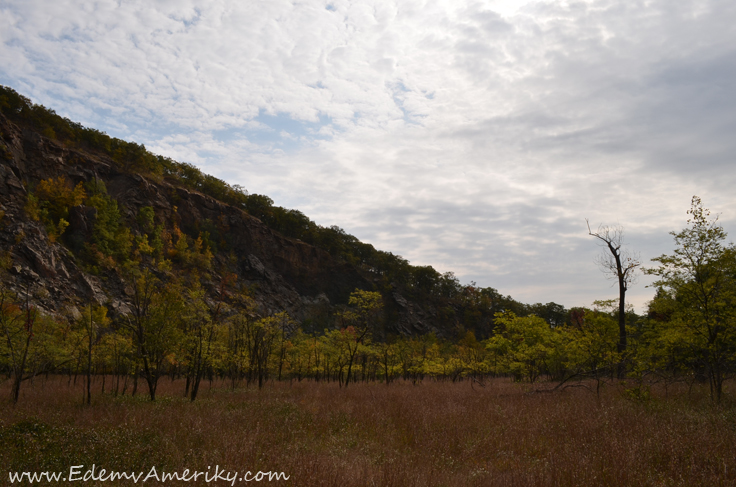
xmin=2 ymin=0 xmax=735 ymax=311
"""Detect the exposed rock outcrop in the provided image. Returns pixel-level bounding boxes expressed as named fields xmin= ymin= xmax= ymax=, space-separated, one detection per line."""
xmin=0 ymin=112 xmax=442 ymax=334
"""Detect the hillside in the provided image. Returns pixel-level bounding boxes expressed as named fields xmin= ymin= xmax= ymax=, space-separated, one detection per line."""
xmin=0 ymin=85 xmax=565 ymax=338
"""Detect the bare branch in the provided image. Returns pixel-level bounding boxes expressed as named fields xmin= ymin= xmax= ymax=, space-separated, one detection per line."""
xmin=586 ymin=219 xmax=641 ymax=363
xmin=586 ymin=220 xmax=640 ymax=288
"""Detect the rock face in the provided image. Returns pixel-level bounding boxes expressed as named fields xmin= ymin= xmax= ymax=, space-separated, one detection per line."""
xmin=0 ymin=113 xmax=441 ymax=334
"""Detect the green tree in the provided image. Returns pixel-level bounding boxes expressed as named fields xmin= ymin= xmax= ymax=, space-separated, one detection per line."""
xmin=561 ymin=304 xmax=621 ymax=392
xmin=181 ymin=280 xmax=225 ymax=402
xmin=377 ymin=339 xmax=399 ymax=385
xmin=338 ymin=290 xmax=383 ymax=387
xmin=485 ymin=312 xmax=562 ymax=382
xmin=25 ymin=177 xmax=86 ymax=242
xmin=0 ymin=286 xmax=57 ymax=403
xmin=249 ymin=315 xmax=280 ymax=389
xmin=122 ymin=269 xmax=184 ymax=401
xmin=96 ymin=330 xmax=134 ymax=395
xmin=224 ymin=311 xmax=254 ymax=389
xmin=645 ymin=196 xmax=736 ymax=402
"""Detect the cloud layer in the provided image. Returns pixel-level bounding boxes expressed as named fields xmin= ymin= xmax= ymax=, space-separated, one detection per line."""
xmin=2 ymin=0 xmax=735 ymax=310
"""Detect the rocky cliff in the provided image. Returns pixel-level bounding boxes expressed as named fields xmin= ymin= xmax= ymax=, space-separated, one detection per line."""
xmin=0 ymin=112 xmax=442 ymax=334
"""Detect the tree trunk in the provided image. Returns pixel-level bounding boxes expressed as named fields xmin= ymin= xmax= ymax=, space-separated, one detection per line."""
xmin=86 ymin=334 xmax=92 ymax=405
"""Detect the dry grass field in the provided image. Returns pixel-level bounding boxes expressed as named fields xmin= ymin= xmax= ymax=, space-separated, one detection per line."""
xmin=1 ymin=377 xmax=736 ymax=486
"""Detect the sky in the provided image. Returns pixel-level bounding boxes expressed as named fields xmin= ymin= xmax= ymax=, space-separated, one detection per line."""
xmin=1 ymin=0 xmax=735 ymax=311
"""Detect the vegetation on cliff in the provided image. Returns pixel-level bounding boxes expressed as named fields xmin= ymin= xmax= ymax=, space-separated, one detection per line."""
xmin=0 ymin=85 xmax=477 ymax=304
xmin=0 ymin=84 xmax=558 ymax=330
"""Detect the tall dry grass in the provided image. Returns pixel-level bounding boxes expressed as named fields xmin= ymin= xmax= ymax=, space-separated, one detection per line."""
xmin=1 ymin=377 xmax=735 ymax=486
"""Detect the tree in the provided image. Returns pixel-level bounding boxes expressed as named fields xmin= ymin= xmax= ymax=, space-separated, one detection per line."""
xmin=122 ymin=268 xmax=183 ymax=401
xmin=25 ymin=177 xmax=86 ymax=242
xmin=485 ymin=312 xmax=562 ymax=383
xmin=561 ymin=304 xmax=621 ymax=393
xmin=78 ymin=304 xmax=110 ymax=405
xmin=0 ymin=286 xmax=38 ymax=404
xmin=96 ymin=331 xmax=134 ymax=396
xmin=274 ymin=312 xmax=295 ymax=381
xmin=337 ymin=290 xmax=383 ymax=387
xmin=587 ymin=220 xmax=640 ymax=367
xmin=377 ymin=339 xmax=399 ymax=385
xmin=84 ymin=179 xmax=133 ymax=264
xmin=181 ymin=284 xmax=215 ymax=402
xmin=249 ymin=315 xmax=279 ymax=389
xmin=645 ymin=196 xmax=736 ymax=402
xmin=224 ymin=311 xmax=253 ymax=390
xmin=0 ymin=284 xmax=57 ymax=403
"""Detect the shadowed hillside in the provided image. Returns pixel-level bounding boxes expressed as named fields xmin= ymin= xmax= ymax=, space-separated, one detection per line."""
xmin=0 ymin=85 xmax=561 ymax=338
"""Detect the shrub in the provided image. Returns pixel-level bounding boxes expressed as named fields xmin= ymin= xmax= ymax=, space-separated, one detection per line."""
xmin=26 ymin=177 xmax=85 ymax=242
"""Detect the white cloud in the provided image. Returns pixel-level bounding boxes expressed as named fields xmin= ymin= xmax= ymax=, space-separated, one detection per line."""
xmin=1 ymin=0 xmax=735 ymax=311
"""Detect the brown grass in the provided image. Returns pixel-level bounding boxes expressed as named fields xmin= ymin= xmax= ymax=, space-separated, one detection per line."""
xmin=1 ymin=377 xmax=736 ymax=486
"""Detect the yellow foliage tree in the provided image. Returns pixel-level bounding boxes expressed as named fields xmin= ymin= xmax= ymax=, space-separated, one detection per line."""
xmin=26 ymin=177 xmax=85 ymax=242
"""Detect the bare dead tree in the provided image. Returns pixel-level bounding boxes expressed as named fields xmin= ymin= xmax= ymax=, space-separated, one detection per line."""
xmin=586 ymin=220 xmax=640 ymax=365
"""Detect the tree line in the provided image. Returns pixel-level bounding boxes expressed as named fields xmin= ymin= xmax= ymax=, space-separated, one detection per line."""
xmin=2 ymin=196 xmax=735 ymax=404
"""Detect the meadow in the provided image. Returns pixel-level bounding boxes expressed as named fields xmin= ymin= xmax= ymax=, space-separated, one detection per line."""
xmin=1 ymin=377 xmax=735 ymax=486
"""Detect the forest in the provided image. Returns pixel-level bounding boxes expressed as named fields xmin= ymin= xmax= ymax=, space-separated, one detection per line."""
xmin=2 ymin=194 xmax=734 ymax=403
xmin=2 ymin=85 xmax=736 ymax=486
